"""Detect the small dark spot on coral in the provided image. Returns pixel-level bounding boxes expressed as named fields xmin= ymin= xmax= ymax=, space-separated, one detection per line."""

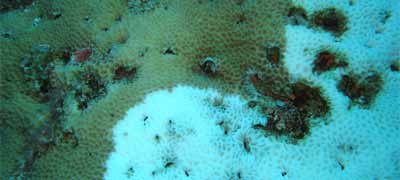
xmin=77 ymin=97 xmax=88 ymax=110
xmin=338 ymin=160 xmax=345 ymax=170
xmin=116 ymin=15 xmax=122 ymax=22
xmin=235 ymin=12 xmax=247 ymax=24
xmin=101 ymin=27 xmax=109 ymax=32
xmin=61 ymin=130 xmax=79 ymax=148
xmin=312 ymin=8 xmax=348 ymax=36
xmin=61 ymin=49 xmax=72 ymax=63
xmin=281 ymin=171 xmax=287 ymax=176
xmin=380 ymin=11 xmax=391 ymax=24
xmin=390 ymin=61 xmax=399 ymax=72
xmin=199 ymin=57 xmax=218 ymax=76
xmin=84 ymin=16 xmax=90 ymax=21
xmin=139 ymin=47 xmax=149 ymax=57
xmin=266 ymin=46 xmax=281 ymax=64
xmin=113 ymin=66 xmax=137 ymax=81
xmin=237 ymin=171 xmax=242 ymax=179
xmin=164 ymin=161 xmax=174 ymax=168
xmin=1 ymin=31 xmax=12 ymax=39
xmin=184 ymin=169 xmax=190 ymax=176
xmin=217 ymin=120 xmax=229 ymax=135
xmin=106 ymin=48 xmax=113 ymax=55
xmin=48 ymin=12 xmax=62 ymax=20
xmin=163 ymin=47 xmax=176 ymax=55
xmin=243 ymin=136 xmax=251 ymax=153
xmin=252 ymin=124 xmax=265 ymax=130
xmin=247 ymin=101 xmax=257 ymax=108
xmin=154 ymin=134 xmax=160 ymax=143
xmin=126 ymin=166 xmax=134 ymax=178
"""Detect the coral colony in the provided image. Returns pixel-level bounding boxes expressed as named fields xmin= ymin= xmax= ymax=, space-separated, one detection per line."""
xmin=1 ymin=0 xmax=399 ymax=179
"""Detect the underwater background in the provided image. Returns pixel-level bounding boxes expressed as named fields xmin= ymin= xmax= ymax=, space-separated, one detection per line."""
xmin=1 ymin=0 xmax=399 ymax=179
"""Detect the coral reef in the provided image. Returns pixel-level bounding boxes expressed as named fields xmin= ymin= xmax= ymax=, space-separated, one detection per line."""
xmin=0 ymin=0 xmax=295 ymax=179
xmin=0 ymin=0 xmax=399 ymax=179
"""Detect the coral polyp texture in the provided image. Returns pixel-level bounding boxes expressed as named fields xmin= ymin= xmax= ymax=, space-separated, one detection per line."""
xmin=0 ymin=0 xmax=399 ymax=179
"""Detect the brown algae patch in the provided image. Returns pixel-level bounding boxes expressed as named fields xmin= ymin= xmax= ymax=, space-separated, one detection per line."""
xmin=253 ymin=81 xmax=330 ymax=140
xmin=338 ymin=71 xmax=383 ymax=107
xmin=312 ymin=50 xmax=348 ymax=74
xmin=311 ymin=7 xmax=348 ymax=37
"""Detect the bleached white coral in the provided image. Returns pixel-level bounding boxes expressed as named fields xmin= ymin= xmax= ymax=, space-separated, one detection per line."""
xmin=104 ymin=86 xmax=269 ymax=179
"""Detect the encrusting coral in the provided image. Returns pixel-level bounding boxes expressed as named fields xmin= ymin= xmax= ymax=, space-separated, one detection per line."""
xmin=2 ymin=0 xmax=385 ymax=179
xmin=0 ymin=0 xmax=301 ymax=179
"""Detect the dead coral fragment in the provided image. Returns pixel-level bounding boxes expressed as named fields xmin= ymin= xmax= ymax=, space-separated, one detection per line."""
xmin=313 ymin=51 xmax=348 ymax=73
xmin=311 ymin=8 xmax=348 ymax=36
xmin=338 ymin=72 xmax=383 ymax=107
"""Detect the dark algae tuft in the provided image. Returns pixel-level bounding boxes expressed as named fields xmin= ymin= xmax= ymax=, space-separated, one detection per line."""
xmin=311 ymin=8 xmax=348 ymax=36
